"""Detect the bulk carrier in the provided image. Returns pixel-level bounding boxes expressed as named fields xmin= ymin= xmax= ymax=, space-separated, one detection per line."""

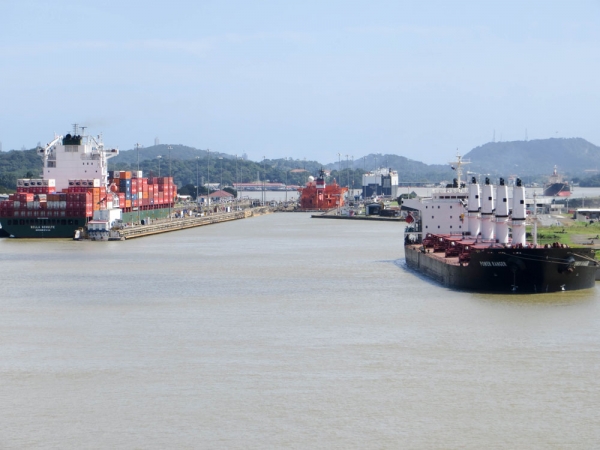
xmin=0 ymin=127 xmax=177 ymax=238
xmin=543 ymin=165 xmax=571 ymax=197
xmin=402 ymin=155 xmax=597 ymax=293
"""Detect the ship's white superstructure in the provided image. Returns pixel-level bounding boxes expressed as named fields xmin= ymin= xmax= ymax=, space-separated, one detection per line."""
xmin=37 ymin=125 xmax=119 ymax=192
xmin=401 ymin=154 xmax=537 ymax=244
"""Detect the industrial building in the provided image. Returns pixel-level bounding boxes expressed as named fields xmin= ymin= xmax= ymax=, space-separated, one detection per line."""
xmin=362 ymin=168 xmax=399 ymax=198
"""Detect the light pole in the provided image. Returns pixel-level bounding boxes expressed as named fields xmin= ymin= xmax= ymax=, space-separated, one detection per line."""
xmin=218 ymin=156 xmax=223 ymax=190
xmin=196 ymin=156 xmax=200 ymax=204
xmin=167 ymin=145 xmax=172 ymax=220
xmin=157 ymin=155 xmax=162 ymax=177
xmin=351 ymin=155 xmax=354 ymax=203
xmin=346 ymin=154 xmax=350 ymax=202
xmin=262 ymin=156 xmax=266 ymax=206
xmin=302 ymin=157 xmax=306 ymax=186
xmin=235 ymin=154 xmax=239 ymax=209
xmin=285 ymin=157 xmax=289 ymax=204
xmin=206 ymin=148 xmax=210 ymax=213
xmin=135 ymin=143 xmax=142 ymax=224
xmin=363 ymin=155 xmax=367 ymax=201
xmin=337 ymin=153 xmax=341 ymax=184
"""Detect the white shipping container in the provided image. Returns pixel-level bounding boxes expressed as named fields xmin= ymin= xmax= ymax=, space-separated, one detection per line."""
xmin=13 ymin=201 xmax=20 ymax=208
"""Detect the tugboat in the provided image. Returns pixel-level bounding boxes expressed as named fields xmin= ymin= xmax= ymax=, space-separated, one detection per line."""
xmin=401 ymin=155 xmax=597 ymax=293
xmin=543 ymin=165 xmax=571 ymax=197
xmin=298 ymin=169 xmax=348 ymax=211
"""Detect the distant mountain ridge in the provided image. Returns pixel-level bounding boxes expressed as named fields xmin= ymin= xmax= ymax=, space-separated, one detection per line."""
xmin=462 ymin=138 xmax=600 ymax=178
xmin=110 ymin=144 xmax=229 ymax=164
xmin=5 ymin=137 xmax=597 ymax=190
xmin=112 ymin=137 xmax=600 ymax=183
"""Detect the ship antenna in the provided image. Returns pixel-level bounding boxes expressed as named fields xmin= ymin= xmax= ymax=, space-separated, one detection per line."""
xmin=80 ymin=126 xmax=87 ymax=136
xmin=449 ymin=150 xmax=470 ymax=188
xmin=72 ymin=123 xmax=79 ymax=135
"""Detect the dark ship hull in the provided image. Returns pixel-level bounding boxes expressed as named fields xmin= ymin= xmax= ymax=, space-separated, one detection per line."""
xmin=0 ymin=216 xmax=86 ymax=238
xmin=543 ymin=182 xmax=571 ymax=197
xmin=405 ymin=243 xmax=597 ymax=293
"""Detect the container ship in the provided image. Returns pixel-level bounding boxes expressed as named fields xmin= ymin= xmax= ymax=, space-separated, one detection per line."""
xmin=0 ymin=127 xmax=176 ymax=238
xmin=298 ymin=169 xmax=348 ymax=211
xmin=402 ymin=155 xmax=597 ymax=293
xmin=543 ymin=165 xmax=571 ymax=197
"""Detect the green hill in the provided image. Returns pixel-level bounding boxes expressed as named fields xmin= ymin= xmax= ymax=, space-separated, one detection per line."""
xmin=110 ymin=144 xmax=213 ymax=164
xmin=463 ymin=138 xmax=600 ymax=178
xmin=0 ymin=149 xmax=43 ymax=192
xmin=3 ymin=137 xmax=600 ymax=191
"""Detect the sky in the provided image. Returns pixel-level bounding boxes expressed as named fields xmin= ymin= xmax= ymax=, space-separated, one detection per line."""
xmin=1 ymin=0 xmax=599 ymax=164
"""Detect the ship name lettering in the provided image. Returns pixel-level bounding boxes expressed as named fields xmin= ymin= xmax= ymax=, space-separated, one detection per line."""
xmin=479 ymin=261 xmax=507 ymax=267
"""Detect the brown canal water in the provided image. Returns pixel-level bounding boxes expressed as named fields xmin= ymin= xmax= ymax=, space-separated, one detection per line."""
xmin=0 ymin=213 xmax=598 ymax=449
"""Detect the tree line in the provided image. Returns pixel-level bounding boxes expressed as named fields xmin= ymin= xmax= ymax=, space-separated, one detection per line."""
xmin=0 ymin=148 xmax=367 ymax=194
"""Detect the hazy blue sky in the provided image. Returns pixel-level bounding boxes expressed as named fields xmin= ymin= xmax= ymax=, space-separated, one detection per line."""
xmin=1 ymin=0 xmax=599 ymax=163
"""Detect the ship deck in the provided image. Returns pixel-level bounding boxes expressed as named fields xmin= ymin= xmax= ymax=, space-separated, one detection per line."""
xmin=406 ymin=244 xmax=463 ymax=266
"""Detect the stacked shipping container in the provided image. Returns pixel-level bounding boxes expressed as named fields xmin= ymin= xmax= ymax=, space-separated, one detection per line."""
xmin=0 ymin=172 xmax=177 ymax=221
xmin=109 ymin=171 xmax=176 ymax=210
xmin=1 ymin=187 xmax=95 ymax=219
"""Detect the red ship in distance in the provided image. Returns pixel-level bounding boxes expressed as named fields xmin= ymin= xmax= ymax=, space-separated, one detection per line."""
xmin=298 ymin=169 xmax=348 ymax=211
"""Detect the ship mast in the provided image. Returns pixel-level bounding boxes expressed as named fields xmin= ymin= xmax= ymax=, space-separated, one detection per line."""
xmin=448 ymin=151 xmax=470 ymax=187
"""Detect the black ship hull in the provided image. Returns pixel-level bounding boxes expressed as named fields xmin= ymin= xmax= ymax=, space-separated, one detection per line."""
xmin=543 ymin=182 xmax=571 ymax=197
xmin=0 ymin=216 xmax=86 ymax=238
xmin=405 ymin=244 xmax=597 ymax=293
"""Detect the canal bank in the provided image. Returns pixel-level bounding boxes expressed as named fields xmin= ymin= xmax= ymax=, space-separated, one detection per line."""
xmin=88 ymin=206 xmax=273 ymax=240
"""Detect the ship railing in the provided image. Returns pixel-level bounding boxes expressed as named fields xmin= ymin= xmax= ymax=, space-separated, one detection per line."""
xmin=432 ymin=187 xmax=467 ymax=194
